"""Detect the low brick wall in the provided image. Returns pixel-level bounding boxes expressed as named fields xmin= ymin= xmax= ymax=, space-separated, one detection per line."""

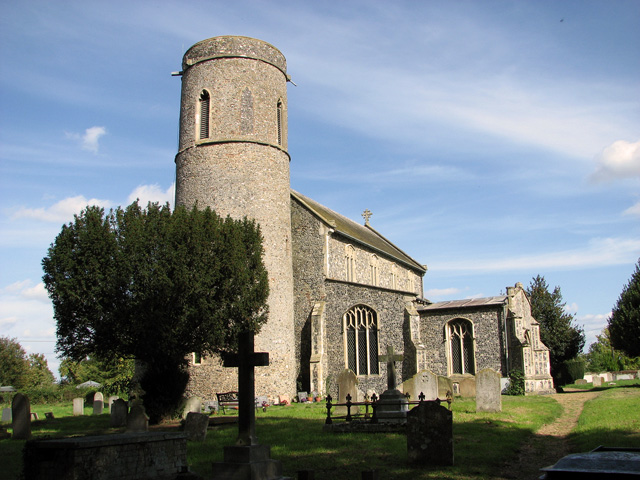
xmin=23 ymin=432 xmax=191 ymax=480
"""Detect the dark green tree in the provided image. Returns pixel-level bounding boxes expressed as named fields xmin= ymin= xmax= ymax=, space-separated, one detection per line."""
xmin=526 ymin=275 xmax=585 ymax=385
xmin=0 ymin=337 xmax=55 ymax=389
xmin=42 ymin=202 xmax=269 ymax=422
xmin=59 ymin=355 xmax=134 ymax=394
xmin=25 ymin=353 xmax=56 ymax=387
xmin=586 ymin=327 xmax=640 ymax=372
xmin=608 ymin=259 xmax=640 ymax=357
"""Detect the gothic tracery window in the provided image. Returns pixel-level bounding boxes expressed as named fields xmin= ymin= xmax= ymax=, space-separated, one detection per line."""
xmin=198 ymin=90 xmax=210 ymax=140
xmin=447 ymin=319 xmax=475 ymax=375
xmin=369 ymin=254 xmax=379 ymax=286
xmin=344 ymin=305 xmax=379 ymax=375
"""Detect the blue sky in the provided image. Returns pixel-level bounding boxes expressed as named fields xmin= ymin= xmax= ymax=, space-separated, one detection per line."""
xmin=1 ymin=0 xmax=639 ymax=378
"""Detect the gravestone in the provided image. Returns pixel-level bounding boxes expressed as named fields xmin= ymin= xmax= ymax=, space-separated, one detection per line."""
xmin=184 ymin=412 xmax=209 ymax=442
xmin=407 ymin=401 xmax=454 ymax=466
xmin=402 ymin=370 xmax=438 ymax=402
xmin=575 ymin=379 xmax=587 ymax=385
xmin=126 ymin=404 xmax=149 ymax=432
xmin=376 ymin=345 xmax=409 ymax=423
xmin=437 ymin=376 xmax=453 ymax=399
xmin=12 ymin=393 xmax=31 ymax=440
xmin=592 ymin=376 xmax=603 ymax=387
xmin=458 ymin=377 xmax=476 ymax=397
xmin=297 ymin=391 xmax=309 ymax=402
xmin=2 ymin=407 xmax=11 ymax=423
xmin=45 ymin=412 xmax=55 ymax=420
xmin=93 ymin=392 xmax=104 ymax=415
xmin=107 ymin=395 xmax=119 ymax=413
xmin=212 ymin=330 xmax=284 ymax=480
xmin=183 ymin=396 xmax=202 ymax=419
xmin=110 ymin=398 xmax=128 ymax=427
xmin=335 ymin=369 xmax=359 ymax=416
xmin=73 ymin=397 xmax=84 ymax=416
xmin=476 ymin=368 xmax=502 ymax=413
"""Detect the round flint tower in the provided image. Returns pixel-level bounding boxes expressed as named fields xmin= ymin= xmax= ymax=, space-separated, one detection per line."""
xmin=175 ymin=36 xmax=294 ymax=396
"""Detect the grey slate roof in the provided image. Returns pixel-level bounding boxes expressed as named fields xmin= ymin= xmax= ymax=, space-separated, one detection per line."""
xmin=419 ymin=296 xmax=508 ymax=311
xmin=291 ymin=189 xmax=426 ymax=273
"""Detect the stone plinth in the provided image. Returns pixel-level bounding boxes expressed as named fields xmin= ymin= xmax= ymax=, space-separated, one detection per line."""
xmin=375 ymin=389 xmax=409 ymax=423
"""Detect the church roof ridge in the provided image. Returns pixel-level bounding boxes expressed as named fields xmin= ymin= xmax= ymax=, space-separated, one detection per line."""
xmin=418 ymin=296 xmax=508 ymax=311
xmin=291 ymin=189 xmax=426 ymax=272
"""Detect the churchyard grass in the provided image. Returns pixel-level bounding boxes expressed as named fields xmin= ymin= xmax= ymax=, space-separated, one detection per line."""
xmin=569 ymin=385 xmax=640 ymax=451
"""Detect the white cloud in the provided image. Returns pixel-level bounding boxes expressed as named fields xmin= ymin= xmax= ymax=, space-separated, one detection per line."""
xmin=623 ymin=201 xmax=640 ymax=217
xmin=65 ymin=126 xmax=107 ymax=154
xmin=590 ymin=140 xmax=640 ymax=182
xmin=431 ymin=237 xmax=640 ymax=273
xmin=12 ymin=195 xmax=112 ymax=223
xmin=577 ymin=313 xmax=611 ymax=349
xmin=127 ymin=183 xmax=175 ymax=208
xmin=425 ymin=287 xmax=461 ymax=299
xmin=565 ymin=302 xmax=579 ymax=315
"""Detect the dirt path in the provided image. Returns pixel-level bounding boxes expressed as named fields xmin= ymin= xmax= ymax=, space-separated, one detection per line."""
xmin=496 ymin=389 xmax=601 ymax=479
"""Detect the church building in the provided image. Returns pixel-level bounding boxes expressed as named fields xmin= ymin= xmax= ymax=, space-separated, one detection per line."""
xmin=175 ymin=36 xmax=554 ymax=401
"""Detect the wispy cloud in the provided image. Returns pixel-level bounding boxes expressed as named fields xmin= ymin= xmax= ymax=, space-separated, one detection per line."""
xmin=431 ymin=237 xmax=640 ymax=273
xmin=590 ymin=140 xmax=640 ymax=182
xmin=624 ymin=201 xmax=640 ymax=217
xmin=425 ymin=287 xmax=462 ymax=299
xmin=66 ymin=126 xmax=107 ymax=154
xmin=12 ymin=195 xmax=112 ymax=223
xmin=127 ymin=183 xmax=175 ymax=209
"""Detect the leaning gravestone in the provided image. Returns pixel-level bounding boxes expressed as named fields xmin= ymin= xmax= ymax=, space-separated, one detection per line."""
xmin=437 ymin=376 xmax=453 ymax=399
xmin=476 ymin=368 xmax=502 ymax=413
xmin=458 ymin=377 xmax=476 ymax=397
xmin=126 ymin=404 xmax=149 ymax=432
xmin=182 ymin=396 xmax=202 ymax=419
xmin=12 ymin=393 xmax=31 ymax=440
xmin=407 ymin=400 xmax=454 ymax=466
xmin=93 ymin=392 xmax=104 ymax=415
xmin=336 ymin=369 xmax=359 ymax=416
xmin=73 ymin=397 xmax=84 ymax=416
xmin=592 ymin=376 xmax=603 ymax=387
xmin=110 ymin=398 xmax=128 ymax=427
xmin=575 ymin=379 xmax=587 ymax=385
xmin=184 ymin=412 xmax=209 ymax=442
xmin=107 ymin=395 xmax=119 ymax=413
xmin=2 ymin=407 xmax=11 ymax=423
xmin=402 ymin=370 xmax=438 ymax=402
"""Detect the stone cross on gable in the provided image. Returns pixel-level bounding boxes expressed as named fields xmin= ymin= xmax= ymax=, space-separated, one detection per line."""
xmin=362 ymin=209 xmax=372 ymax=226
xmin=223 ymin=330 xmax=269 ymax=446
xmin=379 ymin=345 xmax=404 ymax=391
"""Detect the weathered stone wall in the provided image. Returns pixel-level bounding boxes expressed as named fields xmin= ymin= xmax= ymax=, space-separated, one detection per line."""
xmin=177 ymin=36 xmax=295 ymax=397
xmin=23 ymin=433 xmax=188 ymax=480
xmin=419 ymin=306 xmax=506 ymax=376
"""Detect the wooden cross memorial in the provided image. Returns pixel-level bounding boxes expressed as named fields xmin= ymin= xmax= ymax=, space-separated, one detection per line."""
xmin=379 ymin=345 xmax=404 ymax=391
xmin=223 ymin=330 xmax=269 ymax=446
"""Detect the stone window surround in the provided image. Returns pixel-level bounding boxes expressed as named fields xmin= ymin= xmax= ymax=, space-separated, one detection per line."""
xmin=444 ymin=317 xmax=477 ymax=376
xmin=342 ymin=304 xmax=380 ymax=376
xmin=197 ymin=89 xmax=211 ymax=140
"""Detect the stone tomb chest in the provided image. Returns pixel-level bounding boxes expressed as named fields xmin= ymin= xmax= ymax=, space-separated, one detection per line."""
xmin=23 ymin=432 xmax=191 ymax=480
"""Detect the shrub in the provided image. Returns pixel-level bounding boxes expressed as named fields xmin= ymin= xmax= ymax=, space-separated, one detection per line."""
xmin=562 ymin=358 xmax=585 ymax=384
xmin=503 ymin=369 xmax=525 ymax=395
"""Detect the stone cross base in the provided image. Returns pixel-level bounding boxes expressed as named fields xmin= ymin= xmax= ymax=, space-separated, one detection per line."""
xmin=376 ymin=389 xmax=409 ymax=424
xmin=212 ymin=444 xmax=289 ymax=480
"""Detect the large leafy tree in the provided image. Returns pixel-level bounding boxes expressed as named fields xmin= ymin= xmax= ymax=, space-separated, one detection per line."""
xmin=59 ymin=355 xmax=135 ymax=394
xmin=608 ymin=259 xmax=640 ymax=357
xmin=526 ymin=275 xmax=585 ymax=384
xmin=42 ymin=202 xmax=269 ymax=422
xmin=586 ymin=327 xmax=640 ymax=372
xmin=0 ymin=337 xmax=55 ymax=389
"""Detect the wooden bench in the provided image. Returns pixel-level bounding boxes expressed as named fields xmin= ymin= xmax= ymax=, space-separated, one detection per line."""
xmin=216 ymin=391 xmax=239 ymax=414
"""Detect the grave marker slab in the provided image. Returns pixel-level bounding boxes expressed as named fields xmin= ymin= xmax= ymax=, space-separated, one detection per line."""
xmin=458 ymin=377 xmax=476 ymax=397
xmin=407 ymin=401 xmax=454 ymax=466
xmin=107 ymin=395 xmax=119 ymax=413
xmin=2 ymin=407 xmax=11 ymax=423
xmin=12 ymin=393 xmax=31 ymax=440
xmin=336 ymin=369 xmax=358 ymax=416
xmin=593 ymin=376 xmax=603 ymax=387
xmin=93 ymin=392 xmax=104 ymax=415
xmin=402 ymin=370 xmax=438 ymax=402
xmin=110 ymin=398 xmax=128 ymax=427
xmin=73 ymin=397 xmax=84 ymax=416
xmin=437 ymin=376 xmax=453 ymax=399
xmin=476 ymin=368 xmax=502 ymax=413
xmin=184 ymin=412 xmax=209 ymax=442
xmin=126 ymin=404 xmax=149 ymax=432
xmin=183 ymin=396 xmax=202 ymax=419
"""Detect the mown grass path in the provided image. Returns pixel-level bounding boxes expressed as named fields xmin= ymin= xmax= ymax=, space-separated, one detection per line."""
xmin=497 ymin=388 xmax=601 ymax=479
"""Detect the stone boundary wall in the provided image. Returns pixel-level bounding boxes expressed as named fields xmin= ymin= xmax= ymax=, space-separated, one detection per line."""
xmin=23 ymin=432 xmax=189 ymax=480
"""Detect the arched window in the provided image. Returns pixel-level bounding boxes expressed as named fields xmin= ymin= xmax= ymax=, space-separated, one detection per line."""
xmin=407 ymin=271 xmax=415 ymax=293
xmin=369 ymin=254 xmax=379 ymax=286
xmin=345 ymin=245 xmax=355 ymax=282
xmin=344 ymin=305 xmax=379 ymax=375
xmin=391 ymin=264 xmax=398 ymax=290
xmin=198 ymin=90 xmax=210 ymax=140
xmin=277 ymin=100 xmax=283 ymax=145
xmin=447 ymin=319 xmax=475 ymax=375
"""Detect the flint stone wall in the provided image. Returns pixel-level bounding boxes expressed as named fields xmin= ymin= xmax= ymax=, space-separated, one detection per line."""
xmin=23 ymin=432 xmax=188 ymax=480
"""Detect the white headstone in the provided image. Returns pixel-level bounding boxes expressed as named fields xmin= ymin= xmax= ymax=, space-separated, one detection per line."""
xmin=107 ymin=395 xmax=119 ymax=413
xmin=73 ymin=397 xmax=84 ymax=416
xmin=402 ymin=370 xmax=438 ymax=402
xmin=476 ymin=368 xmax=502 ymax=413
xmin=1 ymin=407 xmax=11 ymax=423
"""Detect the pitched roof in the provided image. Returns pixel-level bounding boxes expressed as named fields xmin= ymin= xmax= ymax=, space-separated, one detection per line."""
xmin=418 ymin=296 xmax=507 ymax=311
xmin=291 ymin=189 xmax=426 ymax=273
